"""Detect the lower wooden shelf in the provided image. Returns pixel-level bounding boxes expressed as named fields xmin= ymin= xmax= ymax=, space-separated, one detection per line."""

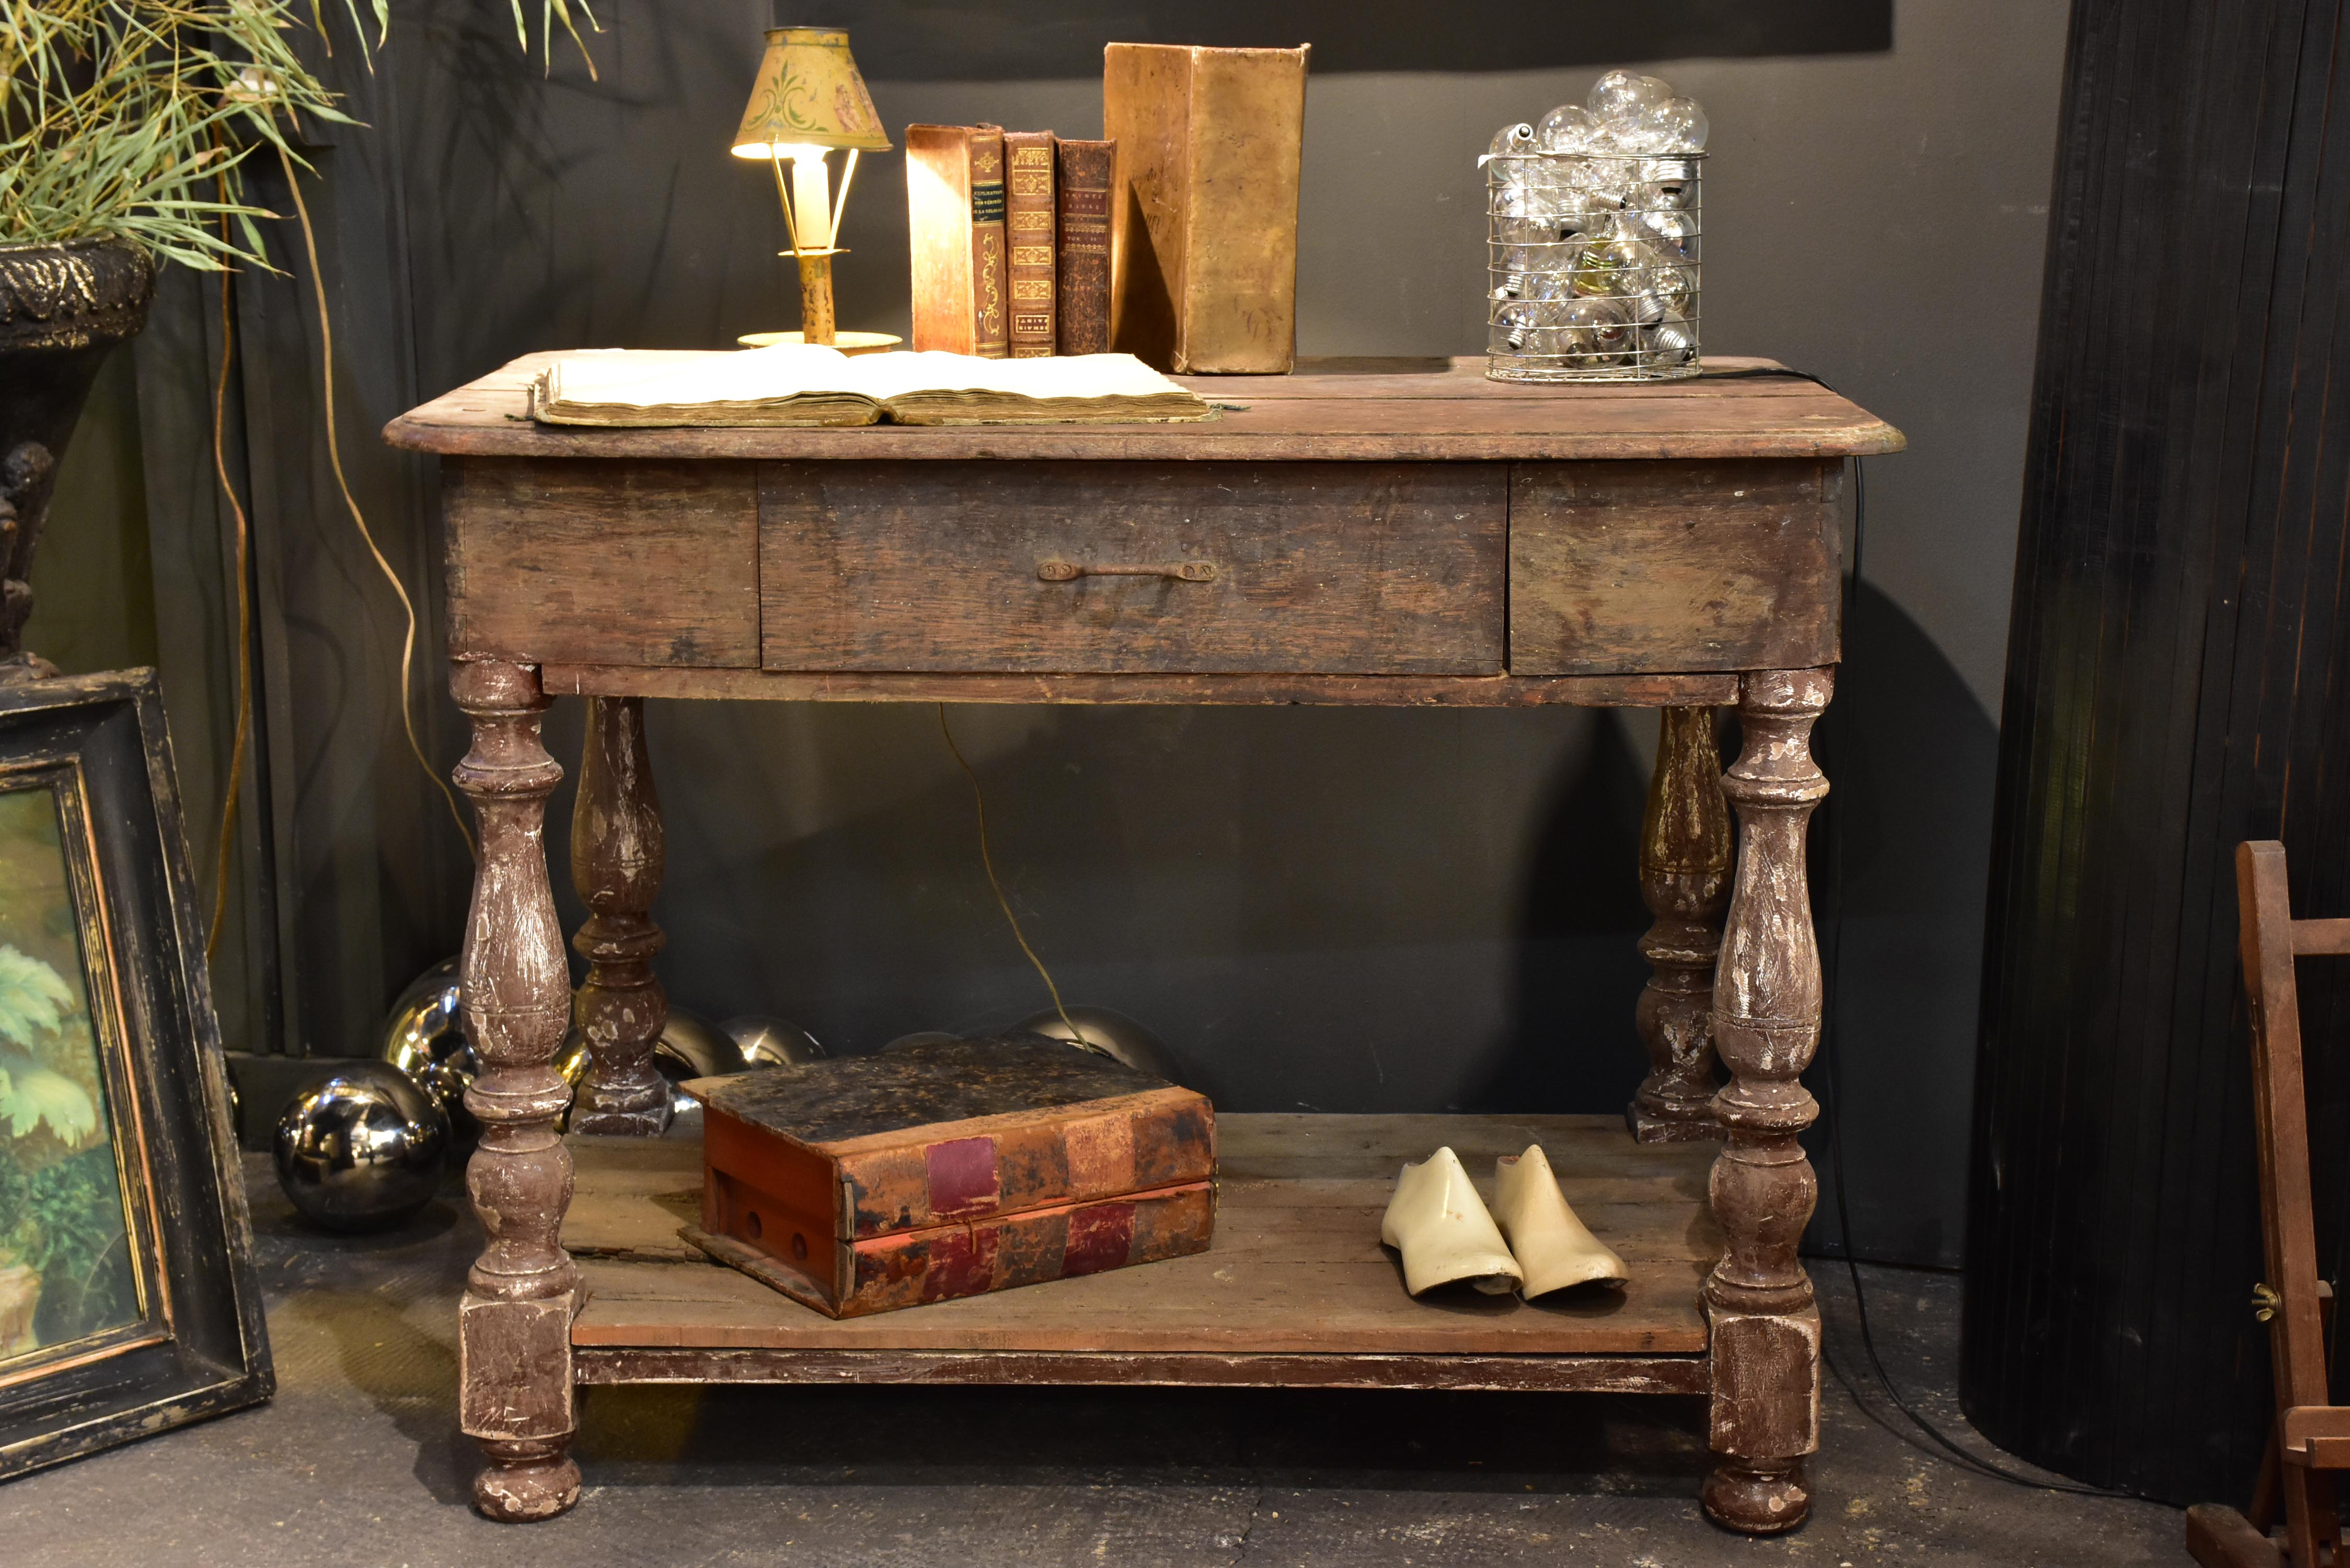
xmin=563 ymin=1112 xmax=1721 ymax=1394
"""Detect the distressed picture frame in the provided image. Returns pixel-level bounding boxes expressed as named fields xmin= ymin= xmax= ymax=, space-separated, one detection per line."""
xmin=0 ymin=671 xmax=270 ymax=1480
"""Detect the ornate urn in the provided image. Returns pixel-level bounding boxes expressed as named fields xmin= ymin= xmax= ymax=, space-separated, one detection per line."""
xmin=0 ymin=238 xmax=156 ymax=682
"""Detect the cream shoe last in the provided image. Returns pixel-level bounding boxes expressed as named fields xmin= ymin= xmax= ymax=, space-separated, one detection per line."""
xmin=1379 ymin=1146 xmax=1524 ymax=1297
xmin=1491 ymin=1144 xmax=1628 ymax=1298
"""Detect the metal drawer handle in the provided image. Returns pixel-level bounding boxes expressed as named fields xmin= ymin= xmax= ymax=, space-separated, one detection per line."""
xmin=1037 ymin=559 xmax=1217 ymax=583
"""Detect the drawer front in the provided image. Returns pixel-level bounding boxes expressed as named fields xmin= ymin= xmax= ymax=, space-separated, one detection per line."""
xmin=758 ymin=461 xmax=1505 ymax=674
xmin=445 ymin=457 xmax=758 ymax=666
xmin=1508 ymin=458 xmax=1841 ymax=676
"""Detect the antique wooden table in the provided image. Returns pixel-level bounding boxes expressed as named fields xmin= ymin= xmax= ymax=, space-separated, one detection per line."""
xmin=384 ymin=354 xmax=1902 ymax=1534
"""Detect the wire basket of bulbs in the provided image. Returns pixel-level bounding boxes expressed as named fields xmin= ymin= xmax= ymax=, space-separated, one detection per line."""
xmin=1484 ymin=70 xmax=1708 ymax=383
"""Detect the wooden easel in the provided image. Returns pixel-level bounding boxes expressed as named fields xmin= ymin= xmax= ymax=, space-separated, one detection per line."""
xmin=2187 ymin=841 xmax=2350 ymax=1568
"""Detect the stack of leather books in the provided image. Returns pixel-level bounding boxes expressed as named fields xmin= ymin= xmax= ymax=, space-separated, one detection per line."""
xmin=906 ymin=126 xmax=1115 ymax=359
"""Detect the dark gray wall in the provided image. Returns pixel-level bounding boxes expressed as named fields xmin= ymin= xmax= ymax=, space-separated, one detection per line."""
xmin=32 ymin=0 xmax=2065 ymax=1266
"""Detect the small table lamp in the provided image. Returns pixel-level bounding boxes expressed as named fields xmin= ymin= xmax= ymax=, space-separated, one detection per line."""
xmin=731 ymin=27 xmax=895 ymax=351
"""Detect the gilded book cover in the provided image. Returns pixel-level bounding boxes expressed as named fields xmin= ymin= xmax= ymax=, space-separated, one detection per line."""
xmin=906 ymin=123 xmax=1011 ymax=358
xmin=1003 ymin=130 xmax=1058 ymax=356
xmin=1103 ymin=43 xmax=1309 ymax=373
xmin=686 ymin=1036 xmax=1216 ymax=1318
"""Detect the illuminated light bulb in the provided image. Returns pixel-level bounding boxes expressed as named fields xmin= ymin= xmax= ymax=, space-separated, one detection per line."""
xmin=1648 ymin=96 xmax=1709 ymax=153
xmin=1535 ymin=103 xmax=1599 ymax=154
xmin=1569 ymin=233 xmax=1663 ymax=300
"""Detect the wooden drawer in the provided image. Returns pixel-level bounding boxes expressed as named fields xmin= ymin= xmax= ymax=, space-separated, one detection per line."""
xmin=444 ymin=457 xmax=758 ymax=666
xmin=1508 ymin=459 xmax=1842 ymax=675
xmin=757 ymin=461 xmax=1506 ymax=674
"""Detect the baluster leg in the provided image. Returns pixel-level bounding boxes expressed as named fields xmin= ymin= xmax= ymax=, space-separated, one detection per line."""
xmin=1702 ymin=668 xmax=1831 ymax=1535
xmin=451 ymin=658 xmax=582 ymax=1521
xmin=1629 ymin=705 xmax=1733 ymax=1143
xmin=570 ymin=695 xmax=670 ymax=1135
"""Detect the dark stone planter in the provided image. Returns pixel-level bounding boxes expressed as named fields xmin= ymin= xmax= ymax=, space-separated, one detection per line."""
xmin=0 ymin=237 xmax=156 ymax=681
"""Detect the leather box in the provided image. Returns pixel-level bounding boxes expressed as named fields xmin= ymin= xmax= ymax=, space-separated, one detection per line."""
xmin=684 ymin=1035 xmax=1216 ymax=1317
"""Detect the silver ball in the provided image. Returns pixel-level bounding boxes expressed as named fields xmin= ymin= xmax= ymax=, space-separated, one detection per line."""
xmin=272 ymin=1063 xmax=448 ymax=1233
xmin=1013 ymin=1005 xmax=1184 ymax=1084
xmin=723 ymin=1014 xmax=827 ymax=1069
xmin=380 ymin=956 xmax=476 ymax=1150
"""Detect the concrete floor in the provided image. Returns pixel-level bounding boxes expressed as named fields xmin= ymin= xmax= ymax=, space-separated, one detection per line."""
xmin=1 ymin=1156 xmax=2187 ymax=1566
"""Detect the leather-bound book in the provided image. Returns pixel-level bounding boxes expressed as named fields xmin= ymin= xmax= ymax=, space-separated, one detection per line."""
xmin=1103 ymin=43 xmax=1310 ymax=373
xmin=685 ymin=1035 xmax=1216 ymax=1318
xmin=1054 ymin=137 xmax=1115 ymax=354
xmin=905 ymin=123 xmax=1011 ymax=357
xmin=1003 ymin=130 xmax=1058 ymax=356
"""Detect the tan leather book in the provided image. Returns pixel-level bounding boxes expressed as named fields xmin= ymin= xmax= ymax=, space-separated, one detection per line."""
xmin=906 ymin=124 xmax=1011 ymax=356
xmin=1003 ymin=130 xmax=1058 ymax=357
xmin=1054 ymin=137 xmax=1115 ymax=354
xmin=1103 ymin=43 xmax=1310 ymax=374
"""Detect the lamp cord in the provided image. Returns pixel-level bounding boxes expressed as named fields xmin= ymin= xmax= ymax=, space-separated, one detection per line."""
xmin=936 ymin=704 xmax=1083 ymax=1046
xmin=204 ymin=180 xmax=255 ymax=963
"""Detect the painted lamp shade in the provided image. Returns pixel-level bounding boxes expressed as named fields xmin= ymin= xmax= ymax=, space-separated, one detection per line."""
xmin=731 ymin=27 xmax=891 ymax=159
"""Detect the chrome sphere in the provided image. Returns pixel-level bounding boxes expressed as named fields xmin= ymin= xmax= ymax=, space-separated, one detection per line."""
xmin=1013 ymin=1005 xmax=1183 ymax=1084
xmin=379 ymin=955 xmax=476 ymax=1150
xmin=272 ymin=1063 xmax=449 ymax=1233
xmin=723 ymin=1014 xmax=827 ymax=1069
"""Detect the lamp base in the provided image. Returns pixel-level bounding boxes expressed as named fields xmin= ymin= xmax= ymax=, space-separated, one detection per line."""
xmin=736 ymin=330 xmax=903 ymax=354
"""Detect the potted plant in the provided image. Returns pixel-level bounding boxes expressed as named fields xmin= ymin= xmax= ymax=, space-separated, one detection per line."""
xmin=0 ymin=0 xmax=592 ymax=681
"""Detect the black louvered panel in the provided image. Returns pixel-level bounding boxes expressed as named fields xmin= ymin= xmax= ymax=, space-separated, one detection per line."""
xmin=1962 ymin=0 xmax=2350 ymax=1504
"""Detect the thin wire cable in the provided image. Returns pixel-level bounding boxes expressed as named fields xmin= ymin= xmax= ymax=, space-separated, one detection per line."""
xmin=1818 ymin=456 xmax=2133 ymax=1501
xmin=275 ymin=141 xmax=474 ymax=859
xmin=936 ymin=704 xmax=1083 ymax=1046
xmin=205 ymin=194 xmax=255 ymax=962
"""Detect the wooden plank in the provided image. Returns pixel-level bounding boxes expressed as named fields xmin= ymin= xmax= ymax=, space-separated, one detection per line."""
xmin=757 ymin=460 xmax=1504 ymax=675
xmin=383 ymin=354 xmax=1905 ymax=462
xmin=2293 ymin=917 xmax=2350 ymax=955
xmin=1509 ymin=458 xmax=1841 ymax=675
xmin=536 ymin=665 xmax=1743 ymax=708
xmin=565 ymin=1113 xmax=1719 ymax=1357
xmin=445 ymin=457 xmax=758 ymax=666
xmin=574 ymin=1345 xmax=1712 ymax=1394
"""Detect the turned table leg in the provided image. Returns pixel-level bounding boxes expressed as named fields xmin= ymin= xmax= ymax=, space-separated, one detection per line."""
xmin=1629 ymin=705 xmax=1733 ymax=1143
xmin=570 ymin=695 xmax=671 ymax=1136
xmin=451 ymin=658 xmax=582 ymax=1521
xmin=1702 ymin=668 xmax=1831 ymax=1535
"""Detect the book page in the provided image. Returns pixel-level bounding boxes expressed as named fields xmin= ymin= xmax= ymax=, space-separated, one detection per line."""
xmin=840 ymin=351 xmax=1194 ymax=403
xmin=545 ymin=344 xmax=859 ymax=409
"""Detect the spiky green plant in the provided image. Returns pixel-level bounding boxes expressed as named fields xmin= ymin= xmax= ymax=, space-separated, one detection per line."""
xmin=1 ymin=0 xmax=596 ymax=271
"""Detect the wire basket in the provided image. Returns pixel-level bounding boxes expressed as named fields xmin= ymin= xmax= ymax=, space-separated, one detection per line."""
xmin=1485 ymin=151 xmax=1703 ymax=383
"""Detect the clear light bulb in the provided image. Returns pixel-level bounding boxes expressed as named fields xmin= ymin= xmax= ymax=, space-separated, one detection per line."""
xmin=1491 ymin=301 xmax=1544 ymax=354
xmin=1535 ymin=103 xmax=1598 ymax=154
xmin=1648 ymin=97 xmax=1709 ymax=153
xmin=1639 ymin=159 xmax=1699 ymax=210
xmin=1557 ymin=296 xmax=1632 ymax=367
xmin=1641 ymin=309 xmax=1697 ymax=367
xmin=1486 ymin=122 xmax=1536 ymax=161
xmin=1588 ymin=70 xmax=1674 ymax=128
xmin=1630 ymin=260 xmax=1697 ymax=324
xmin=1629 ymin=205 xmax=1698 ymax=261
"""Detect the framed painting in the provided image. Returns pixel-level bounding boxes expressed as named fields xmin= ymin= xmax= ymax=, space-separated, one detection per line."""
xmin=0 ymin=671 xmax=269 ymax=1480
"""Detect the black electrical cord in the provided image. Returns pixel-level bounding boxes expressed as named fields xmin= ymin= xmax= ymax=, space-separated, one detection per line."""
xmin=1812 ymin=451 xmax=2135 ymax=1501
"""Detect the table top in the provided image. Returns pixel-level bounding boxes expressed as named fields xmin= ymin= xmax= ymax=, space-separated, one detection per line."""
xmin=384 ymin=354 xmax=1905 ymax=464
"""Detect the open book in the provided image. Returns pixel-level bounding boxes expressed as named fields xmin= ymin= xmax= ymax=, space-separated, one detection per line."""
xmin=529 ymin=344 xmax=1215 ymax=428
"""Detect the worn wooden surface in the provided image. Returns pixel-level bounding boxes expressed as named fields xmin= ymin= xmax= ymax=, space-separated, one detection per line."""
xmin=538 ymin=665 xmax=1742 ymax=707
xmin=449 ymin=658 xmax=582 ymax=1521
xmin=563 ymin=1113 xmax=1717 ymax=1358
xmin=567 ymin=696 xmax=670 ymax=1136
xmin=1700 ymin=668 xmax=1832 ymax=1534
xmin=384 ymin=355 xmax=1905 ymax=462
xmin=1509 ymin=460 xmax=1842 ymax=675
xmin=444 ymin=458 xmax=758 ymax=668
xmin=758 ymin=459 xmax=1504 ymax=675
xmin=1630 ymin=706 xmax=1732 ymax=1143
xmin=574 ymin=1345 xmax=1710 ymax=1394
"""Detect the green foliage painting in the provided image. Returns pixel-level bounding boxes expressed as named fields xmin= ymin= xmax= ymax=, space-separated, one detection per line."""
xmin=0 ymin=786 xmax=137 ymax=1364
